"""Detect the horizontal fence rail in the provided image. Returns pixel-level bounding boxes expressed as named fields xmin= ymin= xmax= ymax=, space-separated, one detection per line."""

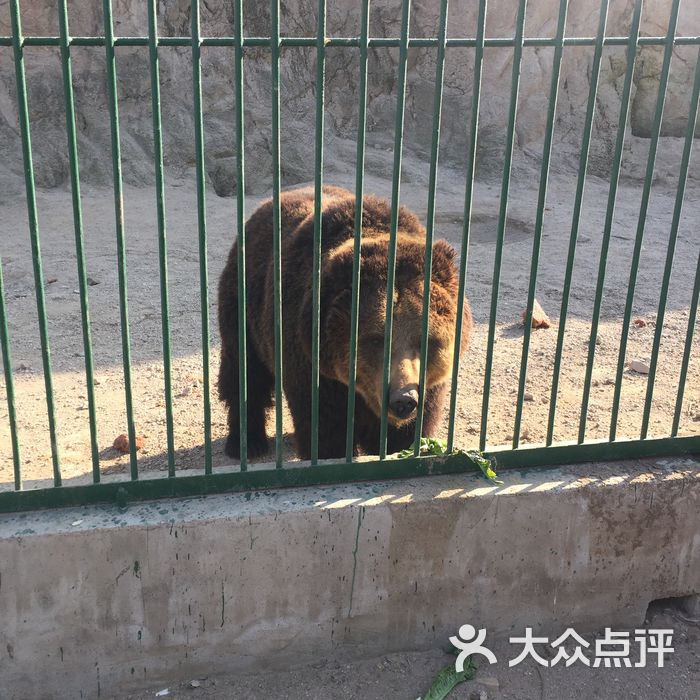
xmin=1 ymin=0 xmax=699 ymax=513
xmin=3 ymin=36 xmax=700 ymax=48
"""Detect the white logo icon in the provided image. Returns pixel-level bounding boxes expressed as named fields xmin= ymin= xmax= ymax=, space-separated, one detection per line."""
xmin=450 ymin=624 xmax=498 ymax=670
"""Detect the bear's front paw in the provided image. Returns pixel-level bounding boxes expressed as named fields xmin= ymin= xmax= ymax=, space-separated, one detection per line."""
xmin=224 ymin=433 xmax=241 ymax=459
xmin=246 ymin=434 xmax=271 ymax=459
xmin=224 ymin=433 xmax=270 ymax=460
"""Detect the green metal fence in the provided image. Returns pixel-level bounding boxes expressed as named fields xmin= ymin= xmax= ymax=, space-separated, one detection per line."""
xmin=1 ymin=0 xmax=699 ymax=513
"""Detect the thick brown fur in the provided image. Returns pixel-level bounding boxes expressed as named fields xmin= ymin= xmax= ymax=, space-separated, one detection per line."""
xmin=218 ymin=186 xmax=473 ymax=461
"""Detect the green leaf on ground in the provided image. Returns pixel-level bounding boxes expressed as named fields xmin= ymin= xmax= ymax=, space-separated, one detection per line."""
xmin=417 ymin=656 xmax=477 ymax=700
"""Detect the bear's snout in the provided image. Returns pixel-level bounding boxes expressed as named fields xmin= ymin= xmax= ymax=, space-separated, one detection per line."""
xmin=389 ymin=387 xmax=419 ymax=420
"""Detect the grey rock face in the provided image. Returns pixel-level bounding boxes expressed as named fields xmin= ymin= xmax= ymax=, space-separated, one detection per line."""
xmin=1 ymin=0 xmax=699 ymax=198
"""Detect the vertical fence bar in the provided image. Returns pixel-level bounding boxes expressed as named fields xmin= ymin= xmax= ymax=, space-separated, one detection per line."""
xmin=578 ymin=0 xmax=643 ymax=444
xmin=310 ymin=0 xmax=327 ymax=465
xmin=643 ymin=46 xmax=700 ymax=439
xmin=0 ymin=259 xmax=21 ymax=489
xmin=103 ymin=0 xmax=138 ymax=479
xmin=58 ymin=0 xmax=100 ymax=482
xmin=9 ymin=0 xmax=62 ymax=485
xmin=379 ymin=0 xmax=411 ymax=459
xmin=512 ymin=0 xmax=568 ymax=449
xmin=547 ymin=0 xmax=609 ymax=446
xmin=271 ymin=0 xmax=284 ymax=467
xmin=609 ymin=0 xmax=680 ymax=441
xmin=672 ymin=246 xmax=700 ymax=437
xmin=345 ymin=0 xmax=371 ymax=462
xmin=234 ymin=0 xmax=248 ymax=469
xmin=414 ymin=0 xmax=449 ymax=452
xmin=191 ymin=0 xmax=212 ymax=473
xmin=147 ymin=0 xmax=176 ymax=475
xmin=447 ymin=0 xmax=487 ymax=452
xmin=479 ymin=0 xmax=527 ymax=452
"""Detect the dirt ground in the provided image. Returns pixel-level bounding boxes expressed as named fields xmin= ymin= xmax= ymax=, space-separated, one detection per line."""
xmin=1 ymin=166 xmax=699 ymax=488
xmin=119 ymin=602 xmax=700 ymax=700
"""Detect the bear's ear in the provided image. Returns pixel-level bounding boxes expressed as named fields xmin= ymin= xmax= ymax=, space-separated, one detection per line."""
xmin=431 ymin=239 xmax=458 ymax=291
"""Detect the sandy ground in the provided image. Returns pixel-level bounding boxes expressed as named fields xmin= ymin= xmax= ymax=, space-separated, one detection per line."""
xmin=0 ymin=167 xmax=699 ymax=488
xmin=119 ymin=602 xmax=700 ymax=700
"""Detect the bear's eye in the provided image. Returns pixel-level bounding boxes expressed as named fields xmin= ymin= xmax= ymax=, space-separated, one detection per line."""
xmin=414 ymin=335 xmax=442 ymax=349
xmin=428 ymin=336 xmax=445 ymax=357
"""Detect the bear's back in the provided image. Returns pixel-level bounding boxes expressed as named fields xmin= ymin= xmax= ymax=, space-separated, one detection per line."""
xmin=318 ymin=191 xmax=425 ymax=251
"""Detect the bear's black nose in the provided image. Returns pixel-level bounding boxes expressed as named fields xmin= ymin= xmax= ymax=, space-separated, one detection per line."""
xmin=389 ymin=389 xmax=418 ymax=419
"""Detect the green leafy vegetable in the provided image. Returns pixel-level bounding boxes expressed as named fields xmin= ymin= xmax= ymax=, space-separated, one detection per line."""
xmin=395 ymin=437 xmax=503 ymax=485
xmin=417 ymin=656 xmax=477 ymax=700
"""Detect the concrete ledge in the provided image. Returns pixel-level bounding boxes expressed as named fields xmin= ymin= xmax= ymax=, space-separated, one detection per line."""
xmin=1 ymin=458 xmax=699 ymax=698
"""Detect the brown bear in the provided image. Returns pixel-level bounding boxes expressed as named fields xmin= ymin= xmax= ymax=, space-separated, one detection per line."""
xmin=217 ymin=186 xmax=472 ymax=461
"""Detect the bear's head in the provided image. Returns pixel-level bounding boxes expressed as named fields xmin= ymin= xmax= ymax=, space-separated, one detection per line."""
xmin=302 ymin=232 xmax=470 ymax=426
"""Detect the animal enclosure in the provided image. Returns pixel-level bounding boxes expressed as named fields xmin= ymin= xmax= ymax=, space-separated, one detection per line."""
xmin=0 ymin=0 xmax=699 ymax=512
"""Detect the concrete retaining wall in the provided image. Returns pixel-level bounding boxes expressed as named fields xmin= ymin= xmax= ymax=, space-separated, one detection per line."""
xmin=1 ymin=458 xmax=699 ymax=698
